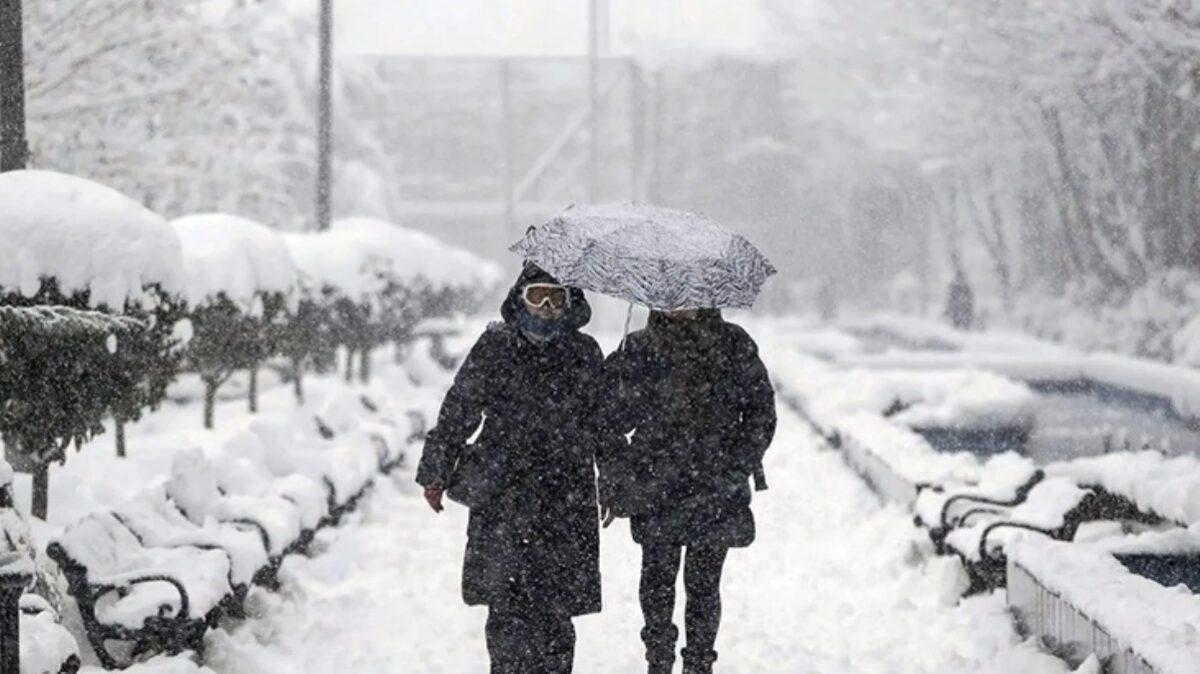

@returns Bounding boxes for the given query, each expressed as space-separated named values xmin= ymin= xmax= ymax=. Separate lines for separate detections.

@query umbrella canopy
xmin=510 ymin=204 xmax=777 ymax=310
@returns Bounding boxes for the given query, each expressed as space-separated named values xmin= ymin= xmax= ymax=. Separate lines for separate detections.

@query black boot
xmin=648 ymin=659 xmax=674 ymax=674
xmin=681 ymin=647 xmax=716 ymax=674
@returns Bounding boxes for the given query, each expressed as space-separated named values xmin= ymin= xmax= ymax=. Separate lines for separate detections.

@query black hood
xmin=500 ymin=262 xmax=591 ymax=331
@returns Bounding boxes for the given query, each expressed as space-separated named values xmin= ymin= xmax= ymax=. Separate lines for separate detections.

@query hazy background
xmin=24 ymin=0 xmax=1200 ymax=358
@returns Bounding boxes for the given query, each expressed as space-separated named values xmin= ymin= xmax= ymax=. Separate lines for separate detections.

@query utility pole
xmin=316 ymin=0 xmax=334 ymax=230
xmin=499 ymin=59 xmax=517 ymax=237
xmin=587 ymin=0 xmax=607 ymax=203
xmin=0 ymin=0 xmax=29 ymax=172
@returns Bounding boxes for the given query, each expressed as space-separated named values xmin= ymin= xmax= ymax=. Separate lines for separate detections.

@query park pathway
xmin=206 ymin=392 xmax=1072 ymax=673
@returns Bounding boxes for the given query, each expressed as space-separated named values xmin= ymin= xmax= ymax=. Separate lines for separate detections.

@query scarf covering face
xmin=514 ymin=307 xmax=564 ymax=342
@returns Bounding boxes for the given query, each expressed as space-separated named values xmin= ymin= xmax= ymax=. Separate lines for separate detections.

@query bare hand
xmin=600 ymin=505 xmax=616 ymax=528
xmin=424 ymin=487 xmax=445 ymax=513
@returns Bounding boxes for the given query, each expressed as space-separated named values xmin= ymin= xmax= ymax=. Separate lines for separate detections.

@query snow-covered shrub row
xmin=1008 ymin=535 xmax=1200 ymax=674
xmin=280 ymin=219 xmax=502 ymax=390
xmin=0 ymin=170 xmax=499 ymax=522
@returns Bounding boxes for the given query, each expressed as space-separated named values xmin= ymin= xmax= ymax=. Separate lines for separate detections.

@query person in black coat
xmin=417 ymin=263 xmax=611 ymax=674
xmin=599 ymin=309 xmax=777 ymax=674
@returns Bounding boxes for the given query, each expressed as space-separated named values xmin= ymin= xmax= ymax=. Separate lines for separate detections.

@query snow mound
xmin=172 ymin=214 xmax=298 ymax=307
xmin=332 ymin=217 xmax=503 ymax=291
xmin=0 ymin=170 xmax=183 ymax=308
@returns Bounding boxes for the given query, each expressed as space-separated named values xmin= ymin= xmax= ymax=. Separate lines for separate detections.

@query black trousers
xmin=486 ymin=606 xmax=576 ymax=674
xmin=639 ymin=544 xmax=729 ymax=670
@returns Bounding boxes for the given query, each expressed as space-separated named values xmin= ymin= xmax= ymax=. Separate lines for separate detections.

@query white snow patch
xmin=171 ymin=213 xmax=298 ymax=307
xmin=0 ymin=170 xmax=183 ymax=308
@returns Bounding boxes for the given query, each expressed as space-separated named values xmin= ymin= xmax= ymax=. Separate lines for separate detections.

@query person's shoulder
xmin=721 ymin=321 xmax=760 ymax=355
xmin=472 ymin=321 xmax=518 ymax=353
xmin=561 ymin=329 xmax=600 ymax=350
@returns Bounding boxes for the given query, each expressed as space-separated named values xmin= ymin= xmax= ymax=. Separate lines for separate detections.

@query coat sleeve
xmin=593 ymin=341 xmax=648 ymax=516
xmin=732 ymin=329 xmax=777 ymax=473
xmin=415 ymin=329 xmax=499 ymax=488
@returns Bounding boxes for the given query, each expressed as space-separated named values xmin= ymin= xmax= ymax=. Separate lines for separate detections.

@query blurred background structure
xmin=8 ymin=0 xmax=1200 ymax=360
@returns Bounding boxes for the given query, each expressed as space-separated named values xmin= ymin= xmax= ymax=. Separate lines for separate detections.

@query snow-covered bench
xmin=915 ymin=451 xmax=1197 ymax=594
xmin=20 ymin=594 xmax=81 ymax=674
xmin=46 ymin=512 xmax=235 ymax=668
xmin=111 ymin=485 xmax=269 ymax=607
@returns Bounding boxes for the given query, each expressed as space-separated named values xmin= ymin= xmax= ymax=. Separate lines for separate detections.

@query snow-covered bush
xmin=173 ymin=214 xmax=297 ymax=428
xmin=0 ymin=171 xmax=184 ymax=517
xmin=284 ymin=230 xmax=392 ymax=387
xmin=332 ymin=218 xmax=501 ymax=348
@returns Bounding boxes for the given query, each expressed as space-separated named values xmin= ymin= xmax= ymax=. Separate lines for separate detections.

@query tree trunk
xmin=248 ymin=367 xmax=258 ymax=414
xmin=31 ymin=463 xmax=47 ymax=520
xmin=203 ymin=378 xmax=218 ymax=430
xmin=291 ymin=360 xmax=305 ymax=404
xmin=344 ymin=349 xmax=355 ymax=383
xmin=0 ymin=0 xmax=29 ymax=172
xmin=359 ymin=348 xmax=371 ymax=384
xmin=115 ymin=419 xmax=126 ymax=458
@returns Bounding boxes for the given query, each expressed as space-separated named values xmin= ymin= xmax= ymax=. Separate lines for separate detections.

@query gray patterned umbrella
xmin=509 ymin=204 xmax=777 ymax=310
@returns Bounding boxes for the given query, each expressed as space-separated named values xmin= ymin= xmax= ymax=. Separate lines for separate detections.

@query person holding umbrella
xmin=416 ymin=262 xmax=611 ymax=674
xmin=511 ymin=204 xmax=779 ymax=674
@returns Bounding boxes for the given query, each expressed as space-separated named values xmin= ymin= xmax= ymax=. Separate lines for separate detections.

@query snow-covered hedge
xmin=332 ymin=217 xmax=503 ymax=317
xmin=0 ymin=171 xmax=187 ymax=518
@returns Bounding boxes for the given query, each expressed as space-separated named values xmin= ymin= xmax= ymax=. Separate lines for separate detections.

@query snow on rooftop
xmin=332 ymin=217 xmax=503 ymax=291
xmin=0 ymin=170 xmax=183 ymax=309
xmin=171 ymin=213 xmax=298 ymax=308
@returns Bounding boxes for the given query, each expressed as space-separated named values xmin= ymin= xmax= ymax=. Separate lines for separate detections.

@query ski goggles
xmin=522 ymin=283 xmax=570 ymax=309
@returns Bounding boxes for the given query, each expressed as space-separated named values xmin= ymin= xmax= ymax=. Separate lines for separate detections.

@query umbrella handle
xmin=618 ymin=302 xmax=634 ymax=398
xmin=620 ymin=302 xmax=634 ymax=351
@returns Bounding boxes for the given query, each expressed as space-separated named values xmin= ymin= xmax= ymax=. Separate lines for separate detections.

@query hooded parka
xmin=416 ymin=265 xmax=608 ymax=616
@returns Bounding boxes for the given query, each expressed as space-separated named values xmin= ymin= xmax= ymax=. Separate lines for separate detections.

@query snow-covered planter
xmin=0 ymin=171 xmax=185 ymax=518
xmin=172 ymin=214 xmax=298 ymax=428
xmin=1008 ymin=534 xmax=1200 ymax=674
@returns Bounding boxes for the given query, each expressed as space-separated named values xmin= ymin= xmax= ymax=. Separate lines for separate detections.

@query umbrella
xmin=509 ymin=203 xmax=777 ymax=311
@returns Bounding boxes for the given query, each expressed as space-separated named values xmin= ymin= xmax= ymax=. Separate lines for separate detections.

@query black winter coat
xmin=416 ymin=268 xmax=607 ymax=616
xmin=599 ymin=311 xmax=776 ymax=549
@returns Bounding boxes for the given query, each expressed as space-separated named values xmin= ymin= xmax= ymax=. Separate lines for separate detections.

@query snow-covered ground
xmin=196 ymin=348 xmax=1071 ymax=674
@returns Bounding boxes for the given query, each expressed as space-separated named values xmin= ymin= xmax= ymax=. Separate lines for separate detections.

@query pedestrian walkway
xmin=207 ymin=404 xmax=1071 ymax=673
